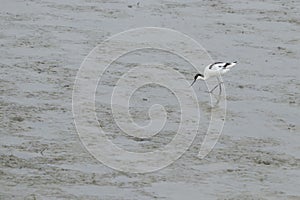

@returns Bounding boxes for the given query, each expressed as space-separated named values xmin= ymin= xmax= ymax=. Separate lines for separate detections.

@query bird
xmin=190 ymin=61 xmax=237 ymax=93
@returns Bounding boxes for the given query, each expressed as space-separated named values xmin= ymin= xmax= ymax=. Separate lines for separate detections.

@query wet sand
xmin=1 ymin=0 xmax=300 ymax=199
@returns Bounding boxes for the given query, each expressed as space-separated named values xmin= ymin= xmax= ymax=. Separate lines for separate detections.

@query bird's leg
xmin=208 ymin=77 xmax=223 ymax=94
xmin=208 ymin=84 xmax=220 ymax=93
xmin=217 ymin=76 xmax=222 ymax=95
xmin=218 ymin=82 xmax=222 ymax=95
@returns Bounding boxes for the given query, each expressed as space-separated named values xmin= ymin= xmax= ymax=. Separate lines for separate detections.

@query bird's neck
xmin=198 ymin=76 xmax=207 ymax=81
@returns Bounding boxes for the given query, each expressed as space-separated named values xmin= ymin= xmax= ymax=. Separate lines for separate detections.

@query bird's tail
xmin=227 ymin=61 xmax=237 ymax=68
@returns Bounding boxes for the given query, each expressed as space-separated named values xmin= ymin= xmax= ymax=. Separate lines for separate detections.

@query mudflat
xmin=1 ymin=0 xmax=299 ymax=199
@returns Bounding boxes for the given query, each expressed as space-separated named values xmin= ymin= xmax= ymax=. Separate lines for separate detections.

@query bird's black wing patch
xmin=209 ymin=62 xmax=223 ymax=69
xmin=223 ymin=63 xmax=231 ymax=68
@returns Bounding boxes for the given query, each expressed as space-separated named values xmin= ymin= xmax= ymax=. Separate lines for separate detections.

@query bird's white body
xmin=199 ymin=61 xmax=237 ymax=80
xmin=191 ymin=61 xmax=237 ymax=93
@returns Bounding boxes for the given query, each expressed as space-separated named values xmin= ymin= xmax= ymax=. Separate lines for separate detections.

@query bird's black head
xmin=191 ymin=73 xmax=204 ymax=86
xmin=194 ymin=73 xmax=204 ymax=80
